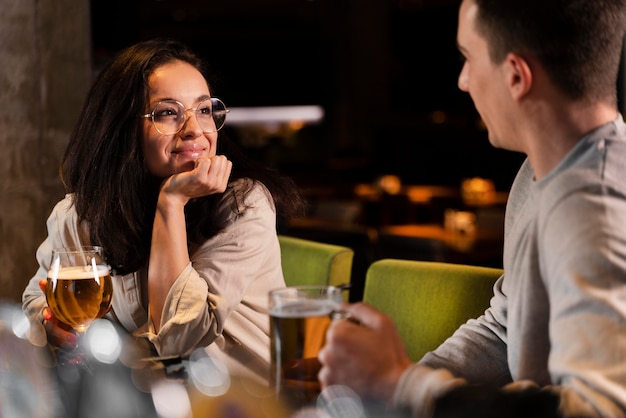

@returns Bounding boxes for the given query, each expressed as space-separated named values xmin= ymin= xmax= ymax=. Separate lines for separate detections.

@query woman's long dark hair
xmin=62 ymin=39 xmax=305 ymax=274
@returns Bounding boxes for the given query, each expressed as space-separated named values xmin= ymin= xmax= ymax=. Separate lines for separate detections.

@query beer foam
xmin=48 ymin=265 xmax=110 ymax=280
xmin=270 ymin=300 xmax=338 ymax=318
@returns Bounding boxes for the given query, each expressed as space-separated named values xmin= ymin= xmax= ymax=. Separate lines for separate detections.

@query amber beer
xmin=269 ymin=286 xmax=343 ymax=410
xmin=46 ymin=265 xmax=113 ymax=332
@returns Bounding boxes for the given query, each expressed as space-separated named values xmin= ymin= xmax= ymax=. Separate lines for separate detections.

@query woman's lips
xmin=175 ymin=149 xmax=203 ymax=159
xmin=173 ymin=144 xmax=205 ymax=159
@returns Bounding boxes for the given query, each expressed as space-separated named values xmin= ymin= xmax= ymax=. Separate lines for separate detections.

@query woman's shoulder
xmin=46 ymin=194 xmax=91 ymax=242
xmin=49 ymin=194 xmax=77 ymax=220
xmin=223 ymin=178 xmax=275 ymax=215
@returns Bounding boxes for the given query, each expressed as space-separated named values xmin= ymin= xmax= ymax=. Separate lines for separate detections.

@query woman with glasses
xmin=22 ymin=38 xmax=305 ymax=382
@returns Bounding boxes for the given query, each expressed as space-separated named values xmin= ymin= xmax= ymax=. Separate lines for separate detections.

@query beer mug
xmin=269 ymin=285 xmax=344 ymax=411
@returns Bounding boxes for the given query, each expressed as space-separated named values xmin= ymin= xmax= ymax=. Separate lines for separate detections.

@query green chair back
xmin=363 ymin=259 xmax=502 ymax=361
xmin=278 ymin=235 xmax=354 ymax=300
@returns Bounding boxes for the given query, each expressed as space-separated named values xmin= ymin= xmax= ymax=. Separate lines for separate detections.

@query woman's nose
xmin=180 ymin=110 xmax=203 ymax=138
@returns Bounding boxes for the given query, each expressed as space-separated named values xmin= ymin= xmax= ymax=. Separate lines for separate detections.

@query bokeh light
xmin=86 ymin=319 xmax=122 ymax=364
xmin=152 ymin=379 xmax=192 ymax=418
xmin=317 ymin=385 xmax=364 ymax=418
xmin=187 ymin=350 xmax=231 ymax=397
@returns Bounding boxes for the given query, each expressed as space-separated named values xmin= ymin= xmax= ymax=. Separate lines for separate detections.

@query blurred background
xmin=2 ymin=0 xmax=625 ymax=303
xmin=90 ymin=0 xmax=524 ymax=188
xmin=86 ymin=0 xmax=523 ymax=300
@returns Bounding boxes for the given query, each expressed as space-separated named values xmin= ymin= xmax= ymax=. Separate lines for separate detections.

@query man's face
xmin=457 ymin=0 xmax=513 ymax=150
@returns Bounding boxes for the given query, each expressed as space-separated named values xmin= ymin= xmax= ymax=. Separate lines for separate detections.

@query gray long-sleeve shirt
xmin=393 ymin=117 xmax=626 ymax=417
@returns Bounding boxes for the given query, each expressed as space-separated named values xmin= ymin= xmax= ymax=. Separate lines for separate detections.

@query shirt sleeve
xmin=22 ymin=196 xmax=91 ymax=347
xmin=391 ymin=277 xmax=512 ymax=416
xmin=538 ymin=185 xmax=626 ymax=417
xmin=418 ymin=275 xmax=511 ymax=385
xmin=391 ymin=363 xmax=468 ymax=417
xmin=390 ymin=162 xmax=525 ymax=415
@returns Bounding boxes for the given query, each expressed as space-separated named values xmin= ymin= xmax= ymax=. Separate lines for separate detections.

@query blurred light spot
xmin=376 ymin=174 xmax=402 ymax=195
xmin=152 ymin=380 xmax=191 ymax=418
xmin=188 ymin=352 xmax=231 ymax=397
xmin=430 ymin=110 xmax=447 ymax=124
xmin=5 ymin=305 xmax=29 ymax=340
xmin=293 ymin=406 xmax=331 ymax=417
xmin=0 ymin=324 xmax=59 ymax=418
xmin=227 ymin=105 xmax=323 ymax=125
xmin=317 ymin=385 xmax=364 ymax=418
xmin=86 ymin=320 xmax=122 ymax=364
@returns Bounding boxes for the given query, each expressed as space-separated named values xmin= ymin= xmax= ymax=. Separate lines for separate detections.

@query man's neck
xmin=524 ymin=100 xmax=618 ymax=180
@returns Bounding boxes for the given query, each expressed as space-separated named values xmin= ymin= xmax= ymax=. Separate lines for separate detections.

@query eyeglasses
xmin=142 ymin=97 xmax=229 ymax=135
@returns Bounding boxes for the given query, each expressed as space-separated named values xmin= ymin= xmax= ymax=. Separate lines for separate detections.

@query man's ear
xmin=505 ymin=52 xmax=532 ymax=100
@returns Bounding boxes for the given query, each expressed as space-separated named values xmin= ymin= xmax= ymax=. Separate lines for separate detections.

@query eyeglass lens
xmin=151 ymin=98 xmax=227 ymax=134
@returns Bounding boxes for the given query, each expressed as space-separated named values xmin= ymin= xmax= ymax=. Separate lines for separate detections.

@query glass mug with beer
xmin=269 ymin=285 xmax=344 ymax=411
xmin=45 ymin=246 xmax=113 ymax=337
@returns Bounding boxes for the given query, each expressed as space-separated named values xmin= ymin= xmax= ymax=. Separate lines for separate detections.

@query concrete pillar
xmin=0 ymin=0 xmax=91 ymax=303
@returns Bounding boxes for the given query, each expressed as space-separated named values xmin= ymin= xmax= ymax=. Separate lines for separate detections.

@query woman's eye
xmin=198 ymin=106 xmax=212 ymax=115
xmin=155 ymin=108 xmax=179 ymax=119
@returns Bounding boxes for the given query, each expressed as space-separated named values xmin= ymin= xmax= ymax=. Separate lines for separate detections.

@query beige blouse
xmin=22 ymin=178 xmax=285 ymax=382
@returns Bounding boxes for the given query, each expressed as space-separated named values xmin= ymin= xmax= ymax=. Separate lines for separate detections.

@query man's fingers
xmin=340 ymin=302 xmax=390 ymax=330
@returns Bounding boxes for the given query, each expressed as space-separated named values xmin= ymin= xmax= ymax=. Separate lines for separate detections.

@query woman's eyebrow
xmin=147 ymin=95 xmax=212 ymax=107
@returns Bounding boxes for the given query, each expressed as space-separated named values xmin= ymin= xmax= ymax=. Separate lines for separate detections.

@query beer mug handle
xmin=329 ymin=310 xmax=359 ymax=325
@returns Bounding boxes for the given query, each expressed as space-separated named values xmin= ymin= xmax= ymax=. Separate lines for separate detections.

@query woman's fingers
xmin=195 ymin=155 xmax=232 ymax=192
xmin=43 ymin=315 xmax=77 ymax=349
xmin=37 ymin=286 xmax=78 ymax=349
xmin=164 ymin=155 xmax=232 ymax=199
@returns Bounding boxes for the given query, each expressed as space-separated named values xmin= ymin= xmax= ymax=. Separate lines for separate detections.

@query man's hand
xmin=318 ymin=302 xmax=413 ymax=403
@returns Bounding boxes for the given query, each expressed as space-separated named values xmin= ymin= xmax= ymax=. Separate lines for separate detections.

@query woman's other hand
xmin=38 ymin=280 xmax=77 ymax=349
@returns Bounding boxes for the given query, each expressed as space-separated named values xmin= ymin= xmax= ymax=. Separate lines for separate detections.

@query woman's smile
xmin=172 ymin=143 xmax=206 ymax=160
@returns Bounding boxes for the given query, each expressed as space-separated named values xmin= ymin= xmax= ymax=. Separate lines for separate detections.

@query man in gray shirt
xmin=318 ymin=0 xmax=626 ymax=417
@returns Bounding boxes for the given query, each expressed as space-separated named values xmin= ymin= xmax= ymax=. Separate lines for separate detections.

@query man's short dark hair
xmin=473 ymin=0 xmax=626 ymax=102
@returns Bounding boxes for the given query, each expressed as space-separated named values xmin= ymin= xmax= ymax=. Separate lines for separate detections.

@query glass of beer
xmin=45 ymin=246 xmax=113 ymax=334
xmin=269 ymin=285 xmax=343 ymax=411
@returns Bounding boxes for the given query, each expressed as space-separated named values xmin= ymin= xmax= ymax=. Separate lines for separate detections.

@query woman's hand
xmin=161 ymin=155 xmax=233 ymax=205
xmin=38 ymin=280 xmax=77 ymax=349
xmin=318 ymin=302 xmax=413 ymax=404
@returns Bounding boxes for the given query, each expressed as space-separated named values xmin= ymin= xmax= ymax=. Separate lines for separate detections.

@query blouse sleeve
xmin=22 ymin=195 xmax=91 ymax=346
xmin=139 ymin=179 xmax=284 ymax=357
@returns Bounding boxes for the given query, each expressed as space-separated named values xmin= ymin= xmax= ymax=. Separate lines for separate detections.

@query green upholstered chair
xmin=363 ymin=259 xmax=503 ymax=361
xmin=278 ymin=235 xmax=354 ymax=301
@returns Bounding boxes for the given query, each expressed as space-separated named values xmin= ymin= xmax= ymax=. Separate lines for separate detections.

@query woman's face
xmin=142 ymin=60 xmax=218 ymax=178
